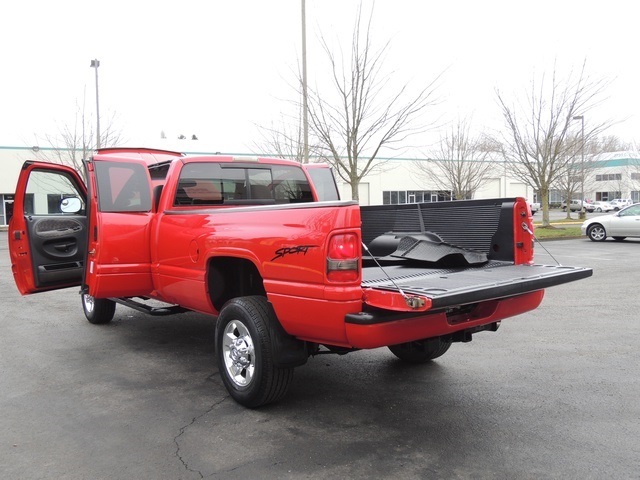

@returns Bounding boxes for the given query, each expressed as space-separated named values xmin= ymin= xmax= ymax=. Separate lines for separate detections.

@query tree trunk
xmin=350 ymin=181 xmax=359 ymax=201
xmin=540 ymin=187 xmax=550 ymax=227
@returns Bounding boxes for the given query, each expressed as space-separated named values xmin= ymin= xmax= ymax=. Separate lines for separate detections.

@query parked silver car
xmin=561 ymin=199 xmax=595 ymax=212
xmin=581 ymin=204 xmax=640 ymax=241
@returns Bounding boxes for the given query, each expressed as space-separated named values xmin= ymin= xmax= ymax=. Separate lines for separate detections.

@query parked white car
xmin=609 ymin=199 xmax=633 ymax=211
xmin=591 ymin=201 xmax=614 ymax=213
xmin=528 ymin=201 xmax=540 ymax=214
xmin=582 ymin=203 xmax=640 ymax=241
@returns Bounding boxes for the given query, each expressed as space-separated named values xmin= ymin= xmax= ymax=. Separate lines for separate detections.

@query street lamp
xmin=572 ymin=115 xmax=585 ymax=219
xmin=301 ymin=0 xmax=309 ymax=163
xmin=90 ymin=59 xmax=101 ymax=149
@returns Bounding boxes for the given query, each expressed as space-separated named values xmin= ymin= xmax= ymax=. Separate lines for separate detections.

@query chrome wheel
xmin=215 ymin=296 xmax=295 ymax=407
xmin=81 ymin=294 xmax=116 ymax=324
xmin=83 ymin=294 xmax=95 ymax=314
xmin=222 ymin=319 xmax=255 ymax=387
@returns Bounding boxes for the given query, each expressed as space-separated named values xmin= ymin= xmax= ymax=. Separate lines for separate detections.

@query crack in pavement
xmin=173 ymin=394 xmax=228 ymax=478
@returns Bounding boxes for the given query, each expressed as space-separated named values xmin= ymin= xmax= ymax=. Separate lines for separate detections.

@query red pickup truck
xmin=8 ymin=148 xmax=591 ymax=407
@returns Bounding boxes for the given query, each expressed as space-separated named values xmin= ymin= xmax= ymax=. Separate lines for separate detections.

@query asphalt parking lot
xmin=1 ymin=230 xmax=639 ymax=479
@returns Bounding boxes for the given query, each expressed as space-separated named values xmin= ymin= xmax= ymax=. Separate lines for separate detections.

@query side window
xmin=248 ymin=169 xmax=273 ymax=200
xmin=94 ymin=161 xmax=152 ymax=212
xmin=271 ymin=166 xmax=314 ymax=203
xmin=175 ymin=163 xmax=226 ymax=206
xmin=173 ymin=163 xmax=314 ymax=205
xmin=24 ymin=170 xmax=86 ymax=215
xmin=620 ymin=205 xmax=640 ymax=217
xmin=305 ymin=167 xmax=340 ymax=201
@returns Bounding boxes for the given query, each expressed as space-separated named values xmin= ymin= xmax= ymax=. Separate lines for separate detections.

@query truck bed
xmin=359 ymin=199 xmax=592 ymax=309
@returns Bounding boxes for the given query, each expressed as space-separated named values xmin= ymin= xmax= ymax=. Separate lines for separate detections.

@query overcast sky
xmin=2 ymin=0 xmax=639 ymax=155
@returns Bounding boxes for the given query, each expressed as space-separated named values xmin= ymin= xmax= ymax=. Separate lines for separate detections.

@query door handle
xmin=53 ymin=242 xmax=75 ymax=252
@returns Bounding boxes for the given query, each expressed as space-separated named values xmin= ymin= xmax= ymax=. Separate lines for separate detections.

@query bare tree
xmin=496 ymin=61 xmax=610 ymax=227
xmin=589 ymin=135 xmax=632 ymax=154
xmin=305 ymin=4 xmax=440 ymax=200
xmin=414 ymin=118 xmax=496 ymax=200
xmin=34 ymin=102 xmax=122 ymax=180
xmin=552 ymin=141 xmax=582 ymax=219
xmin=554 ymin=133 xmax=632 ymax=218
xmin=252 ymin=113 xmax=325 ymax=163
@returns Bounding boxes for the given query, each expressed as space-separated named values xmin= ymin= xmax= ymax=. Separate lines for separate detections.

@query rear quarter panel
xmin=154 ymin=202 xmax=364 ymax=344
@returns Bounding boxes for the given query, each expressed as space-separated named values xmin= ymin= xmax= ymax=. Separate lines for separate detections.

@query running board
xmin=111 ymin=297 xmax=189 ymax=316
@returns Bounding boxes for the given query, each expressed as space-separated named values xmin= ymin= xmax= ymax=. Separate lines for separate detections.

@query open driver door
xmin=9 ymin=161 xmax=88 ymax=294
xmin=9 ymin=155 xmax=158 ymax=300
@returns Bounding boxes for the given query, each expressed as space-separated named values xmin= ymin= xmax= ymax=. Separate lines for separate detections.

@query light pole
xmin=301 ymin=0 xmax=309 ymax=163
xmin=90 ymin=59 xmax=101 ymax=149
xmin=573 ymin=115 xmax=585 ymax=219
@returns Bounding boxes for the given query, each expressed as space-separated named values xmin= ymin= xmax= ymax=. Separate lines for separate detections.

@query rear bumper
xmin=344 ymin=291 xmax=545 ymax=349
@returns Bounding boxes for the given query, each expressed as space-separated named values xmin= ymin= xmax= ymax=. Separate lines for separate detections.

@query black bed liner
xmin=358 ymin=199 xmax=593 ymax=309
xmin=361 ymin=261 xmax=592 ymax=309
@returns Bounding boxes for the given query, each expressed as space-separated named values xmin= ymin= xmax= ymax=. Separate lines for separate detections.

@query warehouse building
xmin=1 ymin=144 xmax=637 ymax=228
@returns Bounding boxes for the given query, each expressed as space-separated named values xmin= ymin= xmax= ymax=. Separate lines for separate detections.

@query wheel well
xmin=208 ymin=257 xmax=266 ymax=311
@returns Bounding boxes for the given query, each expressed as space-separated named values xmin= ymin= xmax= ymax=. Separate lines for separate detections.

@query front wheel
xmin=388 ymin=337 xmax=452 ymax=363
xmin=82 ymin=294 xmax=116 ymax=324
xmin=215 ymin=296 xmax=294 ymax=408
xmin=587 ymin=224 xmax=607 ymax=242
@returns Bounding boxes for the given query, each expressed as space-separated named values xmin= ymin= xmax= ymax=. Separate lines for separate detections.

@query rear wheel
xmin=82 ymin=294 xmax=116 ymax=324
xmin=215 ymin=296 xmax=294 ymax=408
xmin=388 ymin=337 xmax=452 ymax=363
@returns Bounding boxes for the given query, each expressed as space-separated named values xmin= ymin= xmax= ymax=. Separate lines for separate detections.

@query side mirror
xmin=60 ymin=196 xmax=82 ymax=214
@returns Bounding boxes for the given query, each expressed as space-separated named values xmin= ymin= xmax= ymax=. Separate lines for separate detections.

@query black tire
xmin=215 ymin=296 xmax=294 ymax=408
xmin=613 ymin=236 xmax=626 ymax=241
xmin=388 ymin=336 xmax=452 ymax=364
xmin=82 ymin=294 xmax=116 ymax=324
xmin=596 ymin=207 xmax=602 ymax=212
xmin=587 ymin=224 xmax=607 ymax=242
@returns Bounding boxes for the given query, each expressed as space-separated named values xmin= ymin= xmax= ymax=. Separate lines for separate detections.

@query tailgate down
xmin=361 ymin=261 xmax=592 ymax=310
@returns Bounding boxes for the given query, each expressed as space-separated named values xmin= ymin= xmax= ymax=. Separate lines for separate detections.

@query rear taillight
xmin=327 ymin=233 xmax=360 ymax=282
xmin=515 ymin=198 xmax=535 ymax=265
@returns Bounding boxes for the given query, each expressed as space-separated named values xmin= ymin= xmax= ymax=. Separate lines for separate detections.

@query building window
xmin=596 ymin=173 xmax=622 ymax=181
xmin=595 ymin=191 xmax=621 ymax=202
xmin=0 ymin=194 xmax=10 ymax=226
xmin=382 ymin=190 xmax=452 ymax=205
